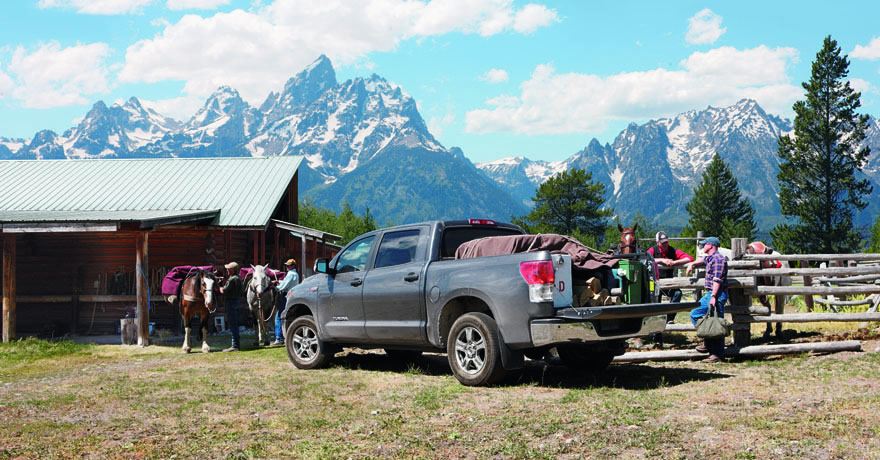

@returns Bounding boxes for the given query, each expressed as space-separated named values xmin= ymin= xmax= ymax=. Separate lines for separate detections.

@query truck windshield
xmin=441 ymin=227 xmax=522 ymax=258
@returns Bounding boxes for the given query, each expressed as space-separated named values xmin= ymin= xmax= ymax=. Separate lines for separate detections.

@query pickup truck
xmin=282 ymin=219 xmax=695 ymax=386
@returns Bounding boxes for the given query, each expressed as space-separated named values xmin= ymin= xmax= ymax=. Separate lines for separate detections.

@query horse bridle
xmin=619 ymin=229 xmax=638 ymax=252
xmin=249 ymin=272 xmax=278 ymax=323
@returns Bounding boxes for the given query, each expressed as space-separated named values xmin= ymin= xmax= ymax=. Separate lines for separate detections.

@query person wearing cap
xmin=271 ymin=258 xmax=299 ymax=346
xmin=220 ymin=261 xmax=243 ymax=352
xmin=685 ymin=236 xmax=728 ymax=363
xmin=646 ymin=231 xmax=694 ymax=323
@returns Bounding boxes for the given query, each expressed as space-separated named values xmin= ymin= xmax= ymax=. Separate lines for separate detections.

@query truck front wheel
xmin=286 ymin=315 xmax=334 ymax=369
xmin=447 ymin=313 xmax=506 ymax=386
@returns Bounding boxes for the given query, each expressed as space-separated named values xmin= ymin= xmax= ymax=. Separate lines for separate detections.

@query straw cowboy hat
xmin=224 ymin=261 xmax=240 ymax=271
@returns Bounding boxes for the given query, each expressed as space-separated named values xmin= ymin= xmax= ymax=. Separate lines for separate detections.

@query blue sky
xmin=2 ymin=0 xmax=880 ymax=163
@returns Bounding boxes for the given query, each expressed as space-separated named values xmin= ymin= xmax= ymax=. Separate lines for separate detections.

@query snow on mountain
xmin=476 ymin=156 xmax=566 ymax=207
xmin=484 ymin=98 xmax=880 ymax=230
xmin=0 ymin=137 xmax=26 ymax=157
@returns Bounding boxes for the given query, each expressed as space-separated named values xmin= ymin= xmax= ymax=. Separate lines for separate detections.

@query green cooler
xmin=615 ymin=259 xmax=643 ymax=304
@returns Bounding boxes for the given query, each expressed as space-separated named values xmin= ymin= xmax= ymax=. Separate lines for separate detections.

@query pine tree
xmin=868 ymin=215 xmax=880 ymax=253
xmin=771 ymin=36 xmax=872 ymax=254
xmin=513 ymin=168 xmax=613 ymax=245
xmin=299 ymin=201 xmax=378 ymax=245
xmin=683 ymin=154 xmax=757 ymax=245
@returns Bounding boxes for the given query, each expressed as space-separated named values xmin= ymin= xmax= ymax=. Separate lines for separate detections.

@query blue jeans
xmin=226 ymin=299 xmax=240 ymax=348
xmin=274 ymin=293 xmax=287 ymax=342
xmin=690 ymin=291 xmax=728 ymax=357
xmin=661 ymin=289 xmax=682 ymax=322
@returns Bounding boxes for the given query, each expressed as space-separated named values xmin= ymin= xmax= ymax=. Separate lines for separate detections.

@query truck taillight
xmin=468 ymin=219 xmax=496 ymax=225
xmin=520 ymin=260 xmax=554 ymax=302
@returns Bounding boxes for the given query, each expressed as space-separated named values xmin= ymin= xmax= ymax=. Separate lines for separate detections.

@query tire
xmin=447 ymin=313 xmax=506 ymax=386
xmin=285 ymin=315 xmax=333 ymax=369
xmin=555 ymin=344 xmax=615 ymax=373
xmin=383 ymin=349 xmax=423 ymax=363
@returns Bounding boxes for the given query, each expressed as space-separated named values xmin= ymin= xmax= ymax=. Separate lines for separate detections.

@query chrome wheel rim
xmin=454 ymin=326 xmax=486 ymax=375
xmin=293 ymin=325 xmax=319 ymax=362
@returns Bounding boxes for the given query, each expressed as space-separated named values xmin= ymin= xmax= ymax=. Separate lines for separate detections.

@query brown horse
xmin=617 ymin=223 xmax=639 ymax=254
xmin=178 ymin=269 xmax=219 ymax=353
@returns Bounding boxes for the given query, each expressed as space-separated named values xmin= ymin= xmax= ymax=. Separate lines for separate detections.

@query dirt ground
xmin=2 ymin=326 xmax=880 ymax=459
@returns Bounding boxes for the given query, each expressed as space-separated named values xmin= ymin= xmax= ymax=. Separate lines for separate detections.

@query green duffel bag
xmin=695 ymin=304 xmax=731 ymax=338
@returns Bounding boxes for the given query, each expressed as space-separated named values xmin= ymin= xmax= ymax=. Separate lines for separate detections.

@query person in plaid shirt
xmin=685 ymin=236 xmax=728 ymax=362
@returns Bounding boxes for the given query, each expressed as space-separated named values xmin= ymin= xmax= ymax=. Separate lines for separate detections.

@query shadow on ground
xmin=329 ymin=351 xmax=729 ymax=390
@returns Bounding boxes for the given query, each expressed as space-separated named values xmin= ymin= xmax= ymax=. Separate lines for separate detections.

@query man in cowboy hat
xmin=686 ymin=237 xmax=729 ymax=363
xmin=271 ymin=258 xmax=299 ymax=346
xmin=220 ymin=261 xmax=243 ymax=352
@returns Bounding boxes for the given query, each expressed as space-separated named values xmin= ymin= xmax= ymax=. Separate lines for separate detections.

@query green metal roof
xmin=0 ymin=156 xmax=302 ymax=228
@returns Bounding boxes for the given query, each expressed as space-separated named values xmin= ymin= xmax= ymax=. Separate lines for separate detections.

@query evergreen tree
xmin=513 ymin=168 xmax=613 ymax=246
xmin=772 ymin=36 xmax=872 ymax=254
xmin=683 ymin=154 xmax=757 ymax=245
xmin=299 ymin=201 xmax=378 ymax=246
xmin=868 ymin=215 xmax=880 ymax=253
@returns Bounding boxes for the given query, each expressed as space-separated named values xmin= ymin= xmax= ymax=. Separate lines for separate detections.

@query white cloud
xmin=851 ymin=37 xmax=880 ymax=60
xmin=480 ymin=68 xmax=509 ymax=83
xmin=512 ymin=4 xmax=559 ymax=34
xmin=7 ymin=41 xmax=113 ymax=109
xmin=166 ymin=0 xmax=230 ymax=10
xmin=140 ymin=94 xmax=202 ymax=122
xmin=849 ymin=78 xmax=874 ymax=95
xmin=686 ymin=8 xmax=725 ymax=45
xmin=465 ymin=45 xmax=801 ymax=135
xmin=38 ymin=0 xmax=155 ymax=15
xmin=427 ymin=112 xmax=455 ymax=139
xmin=118 ymin=0 xmax=559 ymax=105
xmin=0 ymin=65 xmax=14 ymax=98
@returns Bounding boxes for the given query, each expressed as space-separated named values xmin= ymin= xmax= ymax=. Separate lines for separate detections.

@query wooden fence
xmin=656 ymin=238 xmax=880 ymax=348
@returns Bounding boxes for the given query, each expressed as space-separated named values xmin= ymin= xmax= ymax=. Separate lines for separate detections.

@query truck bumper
xmin=528 ymin=301 xmax=698 ymax=347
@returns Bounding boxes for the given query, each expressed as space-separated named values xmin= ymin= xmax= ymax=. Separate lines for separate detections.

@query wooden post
xmin=2 ymin=234 xmax=16 ymax=342
xmin=300 ymin=234 xmax=307 ymax=280
xmin=136 ymin=232 xmax=150 ymax=346
xmin=730 ymin=238 xmax=750 ymax=347
xmin=273 ymin=227 xmax=280 ymax=268
xmin=802 ymin=260 xmax=814 ymax=312
xmin=259 ymin=230 xmax=266 ymax=266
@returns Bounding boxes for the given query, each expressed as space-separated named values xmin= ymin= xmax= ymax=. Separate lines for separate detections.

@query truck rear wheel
xmin=556 ymin=344 xmax=615 ymax=373
xmin=447 ymin=313 xmax=506 ymax=386
xmin=286 ymin=315 xmax=333 ymax=369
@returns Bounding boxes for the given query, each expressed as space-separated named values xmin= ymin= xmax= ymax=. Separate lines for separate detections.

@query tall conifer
xmin=513 ymin=168 xmax=613 ymax=245
xmin=683 ymin=154 xmax=757 ymax=244
xmin=771 ymin=36 xmax=872 ymax=253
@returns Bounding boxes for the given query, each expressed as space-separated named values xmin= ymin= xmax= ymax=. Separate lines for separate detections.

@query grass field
xmin=1 ymin=327 xmax=879 ymax=459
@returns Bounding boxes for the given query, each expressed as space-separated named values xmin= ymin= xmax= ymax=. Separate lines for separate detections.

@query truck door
xmin=321 ymin=235 xmax=375 ymax=340
xmin=362 ymin=228 xmax=427 ymax=343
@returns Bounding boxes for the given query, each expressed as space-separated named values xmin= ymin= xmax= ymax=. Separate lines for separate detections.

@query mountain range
xmin=2 ymin=55 xmax=879 ymax=232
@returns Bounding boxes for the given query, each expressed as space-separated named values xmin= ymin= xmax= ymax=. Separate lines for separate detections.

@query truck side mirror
xmin=314 ymin=258 xmax=335 ymax=276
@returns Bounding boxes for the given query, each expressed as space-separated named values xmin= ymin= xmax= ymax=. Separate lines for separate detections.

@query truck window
xmin=441 ymin=227 xmax=523 ymax=258
xmin=335 ymin=236 xmax=375 ymax=273
xmin=375 ymin=229 xmax=420 ymax=268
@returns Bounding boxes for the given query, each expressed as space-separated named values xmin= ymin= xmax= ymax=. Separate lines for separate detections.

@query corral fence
xmin=625 ymin=235 xmax=880 ymax=360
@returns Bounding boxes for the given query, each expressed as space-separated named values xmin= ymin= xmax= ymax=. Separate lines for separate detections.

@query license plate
xmin=600 ymin=319 xmax=620 ymax=331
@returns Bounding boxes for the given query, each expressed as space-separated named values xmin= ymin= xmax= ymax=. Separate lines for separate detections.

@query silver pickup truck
xmin=282 ymin=220 xmax=694 ymax=386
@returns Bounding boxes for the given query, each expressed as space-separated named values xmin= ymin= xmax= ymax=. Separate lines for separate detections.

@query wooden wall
xmin=0 ymin=226 xmax=338 ymax=337
xmin=0 ymin=228 xmax=243 ymax=336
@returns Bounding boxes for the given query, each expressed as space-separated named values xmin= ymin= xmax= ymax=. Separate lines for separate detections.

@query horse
xmin=246 ymin=265 xmax=277 ymax=347
xmin=178 ymin=269 xmax=219 ymax=353
xmin=747 ymin=241 xmax=791 ymax=338
xmin=617 ymin=223 xmax=639 ymax=254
